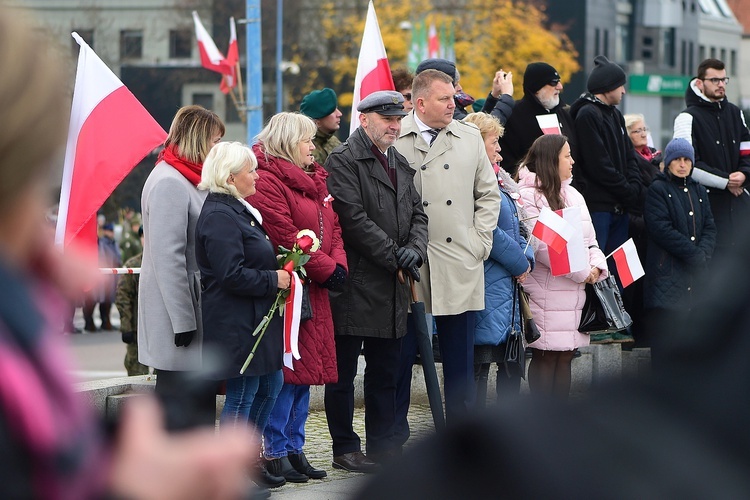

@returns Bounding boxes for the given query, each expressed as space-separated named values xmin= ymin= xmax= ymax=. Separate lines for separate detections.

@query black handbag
xmin=503 ymin=286 xmax=526 ymax=379
xmin=518 ymin=284 xmax=541 ymax=344
xmin=578 ymin=275 xmax=632 ymax=334
xmin=300 ymin=280 xmax=313 ymax=322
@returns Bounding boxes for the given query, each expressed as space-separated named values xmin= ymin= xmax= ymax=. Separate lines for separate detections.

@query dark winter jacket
xmin=196 ymin=193 xmax=282 ymax=379
xmin=480 ymin=93 xmax=515 ymax=126
xmin=570 ymin=93 xmax=641 ymax=212
xmin=673 ymin=78 xmax=750 ymax=251
xmin=325 ymin=127 xmax=428 ymax=339
xmin=250 ymin=145 xmax=347 ymax=385
xmin=498 ymin=93 xmax=577 ymax=176
xmin=644 ymin=171 xmax=716 ymax=310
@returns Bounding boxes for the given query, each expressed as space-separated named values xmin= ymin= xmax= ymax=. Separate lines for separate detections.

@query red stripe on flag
xmin=532 ymin=223 xmax=568 ymax=254
xmin=548 ymin=241 xmax=572 ymax=276
xmin=360 ymin=58 xmax=394 ymax=99
xmin=612 ymin=247 xmax=635 ymax=288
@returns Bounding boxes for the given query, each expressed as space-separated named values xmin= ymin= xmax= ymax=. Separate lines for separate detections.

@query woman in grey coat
xmin=138 ymin=105 xmax=225 ymax=430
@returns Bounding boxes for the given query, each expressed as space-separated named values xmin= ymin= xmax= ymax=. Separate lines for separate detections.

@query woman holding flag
xmin=251 ymin=112 xmax=347 ymax=482
xmin=518 ymin=134 xmax=608 ymax=399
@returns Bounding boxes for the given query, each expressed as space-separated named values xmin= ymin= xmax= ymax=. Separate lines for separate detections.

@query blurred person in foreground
xmin=195 ymin=142 xmax=290 ymax=491
xmin=463 ymin=112 xmax=534 ymax=408
xmin=251 ymin=112 xmax=347 ymax=483
xmin=139 ymin=105 xmax=224 ymax=431
xmin=0 ymin=7 xmax=254 ymax=499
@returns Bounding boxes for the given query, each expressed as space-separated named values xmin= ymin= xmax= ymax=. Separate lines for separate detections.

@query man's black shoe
xmin=332 ymin=451 xmax=379 ymax=473
xmin=255 ymin=460 xmax=286 ymax=488
xmin=266 ymin=456 xmax=309 ymax=483
xmin=289 ymin=452 xmax=327 ymax=479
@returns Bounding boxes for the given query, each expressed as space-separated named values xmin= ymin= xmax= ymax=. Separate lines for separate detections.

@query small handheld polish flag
xmin=531 ymin=207 xmax=576 ymax=254
xmin=610 ymin=238 xmax=645 ymax=288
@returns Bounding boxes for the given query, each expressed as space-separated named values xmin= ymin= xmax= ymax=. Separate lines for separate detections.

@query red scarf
xmin=637 ymin=146 xmax=654 ymax=162
xmin=159 ymin=144 xmax=202 ymax=186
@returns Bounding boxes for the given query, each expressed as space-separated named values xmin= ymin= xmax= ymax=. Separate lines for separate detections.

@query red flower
xmin=296 ymin=235 xmax=314 ymax=253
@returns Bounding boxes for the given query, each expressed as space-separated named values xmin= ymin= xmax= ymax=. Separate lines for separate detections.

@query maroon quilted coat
xmin=249 ymin=143 xmax=347 ymax=385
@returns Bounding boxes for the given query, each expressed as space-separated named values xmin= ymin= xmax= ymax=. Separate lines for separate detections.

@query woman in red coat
xmin=251 ymin=112 xmax=348 ymax=482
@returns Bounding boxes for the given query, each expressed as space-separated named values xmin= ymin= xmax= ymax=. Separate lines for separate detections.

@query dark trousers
xmin=591 ymin=211 xmax=629 ymax=285
xmin=324 ymin=335 xmax=402 ymax=457
xmin=395 ymin=311 xmax=475 ymax=445
xmin=154 ymin=369 xmax=217 ymax=431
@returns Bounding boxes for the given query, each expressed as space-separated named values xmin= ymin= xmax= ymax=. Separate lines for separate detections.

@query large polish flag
xmin=220 ymin=16 xmax=239 ymax=94
xmin=193 ymin=11 xmax=231 ymax=75
xmin=548 ymin=207 xmax=588 ymax=276
xmin=349 ymin=1 xmax=395 ymax=135
xmin=427 ymin=23 xmax=440 ymax=58
xmin=531 ymin=207 xmax=576 ymax=255
xmin=611 ymin=238 xmax=645 ymax=288
xmin=55 ymin=33 xmax=167 ymax=254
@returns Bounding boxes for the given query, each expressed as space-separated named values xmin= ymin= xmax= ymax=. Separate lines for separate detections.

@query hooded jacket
xmin=673 ymin=79 xmax=750 ymax=251
xmin=570 ymin=93 xmax=641 ymax=213
xmin=499 ymin=92 xmax=577 ymax=176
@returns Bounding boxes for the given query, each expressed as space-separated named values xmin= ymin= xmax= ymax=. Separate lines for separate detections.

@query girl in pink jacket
xmin=517 ymin=134 xmax=608 ymax=399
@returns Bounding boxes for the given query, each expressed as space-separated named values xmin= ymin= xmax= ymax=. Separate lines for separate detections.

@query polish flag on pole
xmin=349 ymin=1 xmax=395 ymax=135
xmin=531 ymin=207 xmax=576 ymax=254
xmin=192 ymin=11 xmax=231 ymax=75
xmin=427 ymin=23 xmax=440 ymax=58
xmin=55 ymin=33 xmax=167 ymax=254
xmin=548 ymin=207 xmax=588 ymax=276
xmin=610 ymin=238 xmax=645 ymax=288
xmin=220 ymin=16 xmax=239 ymax=94
xmin=536 ymin=114 xmax=562 ymax=135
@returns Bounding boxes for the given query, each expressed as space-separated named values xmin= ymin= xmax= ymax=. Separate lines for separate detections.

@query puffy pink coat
xmin=517 ymin=168 xmax=608 ymax=351
xmin=250 ymin=144 xmax=348 ymax=385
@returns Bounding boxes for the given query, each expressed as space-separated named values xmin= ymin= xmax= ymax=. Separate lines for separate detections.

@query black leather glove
xmin=321 ymin=264 xmax=347 ymax=291
xmin=395 ymin=247 xmax=422 ymax=269
xmin=121 ymin=331 xmax=135 ymax=344
xmin=407 ymin=265 xmax=421 ymax=282
xmin=175 ymin=330 xmax=196 ymax=347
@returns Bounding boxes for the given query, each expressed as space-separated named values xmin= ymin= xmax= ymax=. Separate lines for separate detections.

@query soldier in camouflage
xmin=115 ymin=226 xmax=149 ymax=376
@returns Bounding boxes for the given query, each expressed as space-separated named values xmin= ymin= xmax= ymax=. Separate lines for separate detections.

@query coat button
xmin=690 ymin=236 xmax=696 ymax=241
xmin=420 ymin=165 xmax=427 ymax=170
xmin=443 ymin=164 xmax=450 ymax=169
xmin=446 ymin=200 xmax=452 ymax=205
xmin=446 ymin=237 xmax=452 ymax=242
xmin=387 ymin=256 xmax=393 ymax=262
xmin=683 ymin=187 xmax=688 ymax=192
xmin=251 ymin=221 xmax=256 ymax=226
xmin=689 ymin=211 xmax=694 ymax=216
xmin=423 ymin=201 xmax=429 ymax=207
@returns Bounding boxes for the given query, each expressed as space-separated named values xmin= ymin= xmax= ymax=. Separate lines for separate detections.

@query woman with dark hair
xmin=139 ymin=105 xmax=225 ymax=430
xmin=517 ymin=134 xmax=608 ymax=399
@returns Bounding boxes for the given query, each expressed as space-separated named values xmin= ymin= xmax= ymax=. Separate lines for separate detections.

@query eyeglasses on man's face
xmin=702 ymin=77 xmax=729 ymax=85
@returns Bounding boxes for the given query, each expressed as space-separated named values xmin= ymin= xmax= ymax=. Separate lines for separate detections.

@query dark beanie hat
xmin=416 ymin=58 xmax=457 ymax=84
xmin=663 ymin=138 xmax=695 ymax=167
xmin=300 ymin=88 xmax=338 ymax=119
xmin=523 ymin=62 xmax=560 ymax=95
xmin=587 ymin=55 xmax=626 ymax=94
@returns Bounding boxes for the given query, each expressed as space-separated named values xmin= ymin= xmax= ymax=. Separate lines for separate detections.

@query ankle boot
xmin=255 ymin=459 xmax=285 ymax=488
xmin=288 ymin=451 xmax=327 ymax=479
xmin=266 ymin=456 xmax=309 ymax=483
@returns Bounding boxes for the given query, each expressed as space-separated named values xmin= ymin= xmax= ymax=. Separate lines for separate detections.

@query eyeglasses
xmin=401 ymin=93 xmax=412 ymax=101
xmin=548 ymin=79 xmax=561 ymax=86
xmin=630 ymin=127 xmax=649 ymax=135
xmin=702 ymin=77 xmax=729 ymax=85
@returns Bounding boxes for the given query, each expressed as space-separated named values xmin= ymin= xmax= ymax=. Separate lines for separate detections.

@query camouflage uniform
xmin=312 ymin=129 xmax=341 ymax=165
xmin=115 ymin=253 xmax=149 ymax=376
xmin=120 ymin=226 xmax=143 ymax=263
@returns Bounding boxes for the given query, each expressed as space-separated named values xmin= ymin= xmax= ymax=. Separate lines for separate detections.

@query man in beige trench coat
xmin=394 ymin=69 xmax=501 ymax=441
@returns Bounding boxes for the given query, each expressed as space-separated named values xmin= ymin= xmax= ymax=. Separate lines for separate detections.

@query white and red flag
xmin=427 ymin=23 xmax=440 ymax=58
xmin=536 ymin=114 xmax=562 ymax=135
xmin=740 ymin=141 xmax=750 ymax=156
xmin=56 ymin=33 xmax=167 ymax=255
xmin=192 ymin=11 xmax=231 ymax=75
xmin=547 ymin=207 xmax=588 ymax=276
xmin=220 ymin=16 xmax=239 ymax=94
xmin=610 ymin=238 xmax=645 ymax=288
xmin=350 ymin=1 xmax=395 ymax=135
xmin=531 ymin=207 xmax=576 ymax=255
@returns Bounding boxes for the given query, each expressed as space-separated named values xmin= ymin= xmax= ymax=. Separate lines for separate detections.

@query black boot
xmin=266 ymin=456 xmax=309 ymax=483
xmin=288 ymin=452 xmax=327 ymax=479
xmin=255 ymin=460 xmax=285 ymax=488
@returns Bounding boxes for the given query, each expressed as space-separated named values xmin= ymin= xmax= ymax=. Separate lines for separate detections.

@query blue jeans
xmin=221 ymin=370 xmax=283 ymax=433
xmin=263 ymin=383 xmax=310 ymax=458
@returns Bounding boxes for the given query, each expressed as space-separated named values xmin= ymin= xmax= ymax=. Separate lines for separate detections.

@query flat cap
xmin=416 ymin=58 xmax=457 ymax=83
xmin=357 ymin=91 xmax=408 ymax=116
xmin=300 ymin=88 xmax=338 ymax=119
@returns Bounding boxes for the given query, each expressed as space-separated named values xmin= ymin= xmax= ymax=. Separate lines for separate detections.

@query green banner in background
xmin=629 ymin=74 xmax=692 ymax=97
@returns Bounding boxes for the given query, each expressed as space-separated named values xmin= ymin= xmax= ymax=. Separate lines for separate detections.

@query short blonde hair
xmin=463 ymin=112 xmax=505 ymax=140
xmin=255 ymin=112 xmax=317 ymax=167
xmin=198 ymin=142 xmax=257 ymax=198
xmin=164 ymin=105 xmax=226 ymax=164
xmin=624 ymin=113 xmax=645 ymax=132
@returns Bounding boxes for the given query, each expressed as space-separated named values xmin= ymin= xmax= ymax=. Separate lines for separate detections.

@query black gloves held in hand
xmin=121 ymin=331 xmax=135 ymax=344
xmin=175 ymin=330 xmax=196 ymax=347
xmin=322 ymin=264 xmax=347 ymax=291
xmin=407 ymin=265 xmax=421 ymax=282
xmin=396 ymin=247 xmax=422 ymax=269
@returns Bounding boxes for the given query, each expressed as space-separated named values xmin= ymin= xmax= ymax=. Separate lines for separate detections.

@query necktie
xmin=427 ymin=128 xmax=441 ymax=146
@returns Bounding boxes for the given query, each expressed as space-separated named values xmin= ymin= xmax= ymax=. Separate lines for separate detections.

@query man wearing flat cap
xmin=324 ymin=90 xmax=428 ymax=472
xmin=301 ymin=87 xmax=343 ymax=164
xmin=570 ymin=55 xmax=641 ymax=343
xmin=499 ymin=62 xmax=578 ymax=176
